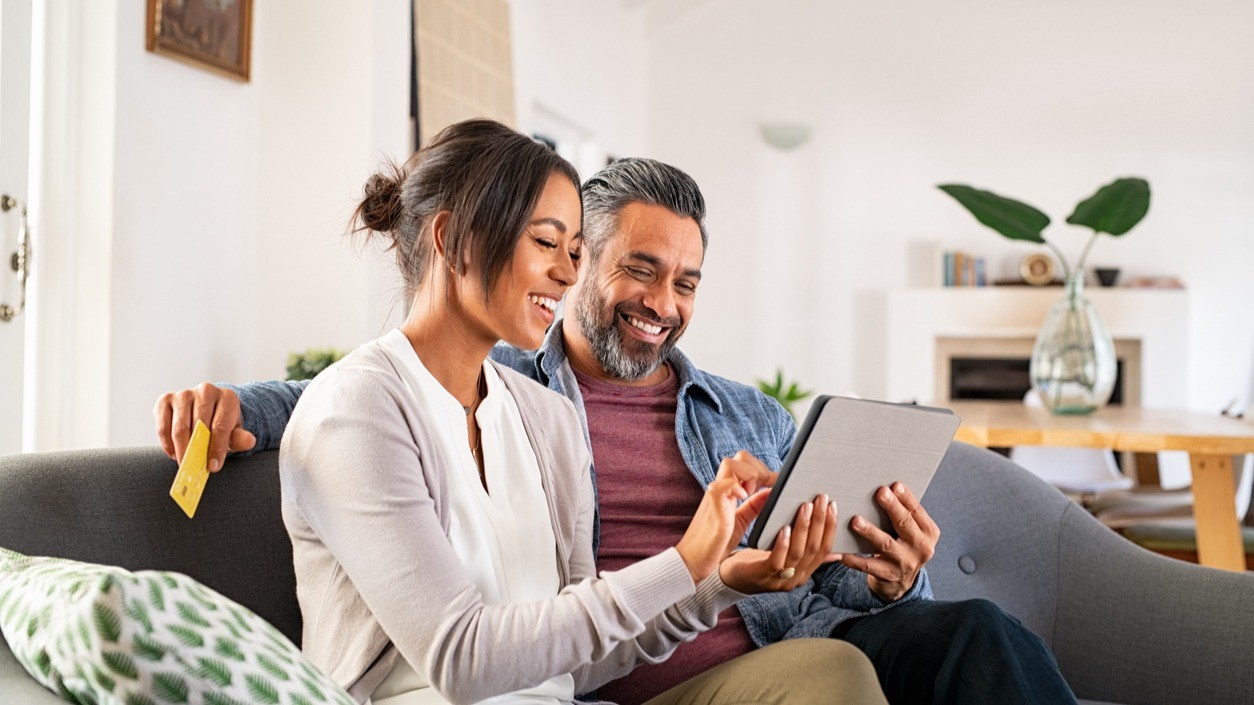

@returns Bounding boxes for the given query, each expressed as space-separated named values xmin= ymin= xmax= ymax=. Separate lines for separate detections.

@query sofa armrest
xmin=1053 ymin=502 xmax=1254 ymax=704
xmin=0 ymin=636 xmax=66 ymax=705
xmin=924 ymin=442 xmax=1254 ymax=705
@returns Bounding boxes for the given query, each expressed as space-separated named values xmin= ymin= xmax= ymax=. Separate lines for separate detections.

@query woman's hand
xmin=674 ymin=451 xmax=776 ymax=583
xmin=718 ymin=494 xmax=841 ymax=594
xmin=839 ymin=482 xmax=939 ymax=603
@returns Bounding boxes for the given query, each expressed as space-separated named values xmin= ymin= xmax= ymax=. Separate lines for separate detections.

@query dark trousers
xmin=830 ymin=599 xmax=1077 ymax=705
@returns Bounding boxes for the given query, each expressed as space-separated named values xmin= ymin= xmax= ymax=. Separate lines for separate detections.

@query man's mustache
xmin=615 ymin=303 xmax=681 ymax=330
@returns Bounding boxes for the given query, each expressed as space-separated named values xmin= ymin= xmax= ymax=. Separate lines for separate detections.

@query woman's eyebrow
xmin=528 ymin=217 xmax=567 ymax=234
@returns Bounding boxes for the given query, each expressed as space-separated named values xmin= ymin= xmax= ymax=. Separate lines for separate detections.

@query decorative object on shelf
xmin=937 ymin=177 xmax=1151 ymax=414
xmin=1019 ymin=252 xmax=1057 ymax=286
xmin=1094 ymin=267 xmax=1121 ymax=287
xmin=757 ymin=369 xmax=812 ymax=420
xmin=286 ymin=347 xmax=346 ymax=381
xmin=146 ymin=0 xmax=253 ymax=81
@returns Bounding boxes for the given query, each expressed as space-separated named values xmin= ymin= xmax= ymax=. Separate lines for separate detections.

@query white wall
xmin=96 ymin=0 xmax=411 ymax=447
xmin=510 ymin=0 xmax=650 ymax=175
xmin=35 ymin=0 xmax=643 ymax=450
xmin=32 ymin=0 xmax=1254 ymax=450
xmin=645 ymin=0 xmax=1254 ymax=412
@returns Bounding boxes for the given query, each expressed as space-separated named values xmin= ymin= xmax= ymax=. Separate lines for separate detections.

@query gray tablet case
xmin=748 ymin=396 xmax=960 ymax=555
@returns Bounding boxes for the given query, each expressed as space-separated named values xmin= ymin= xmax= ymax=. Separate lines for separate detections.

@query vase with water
xmin=1029 ymin=272 xmax=1116 ymax=414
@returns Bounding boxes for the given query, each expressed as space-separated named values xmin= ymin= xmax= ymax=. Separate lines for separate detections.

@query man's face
xmin=570 ymin=202 xmax=704 ymax=382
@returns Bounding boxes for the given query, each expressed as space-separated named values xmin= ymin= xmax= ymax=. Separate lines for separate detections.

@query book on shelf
xmin=941 ymin=250 xmax=987 ymax=287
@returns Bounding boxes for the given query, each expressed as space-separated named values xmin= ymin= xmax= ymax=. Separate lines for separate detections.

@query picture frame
xmin=145 ymin=0 xmax=253 ymax=82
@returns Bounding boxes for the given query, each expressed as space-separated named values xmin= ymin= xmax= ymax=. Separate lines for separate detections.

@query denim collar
xmin=537 ymin=318 xmax=723 ymax=414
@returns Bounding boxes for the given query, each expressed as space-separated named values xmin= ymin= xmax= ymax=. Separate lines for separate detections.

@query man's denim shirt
xmin=233 ymin=320 xmax=931 ymax=647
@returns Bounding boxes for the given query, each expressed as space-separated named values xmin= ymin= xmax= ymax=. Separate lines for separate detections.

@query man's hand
xmin=719 ymin=493 xmax=840 ymax=594
xmin=840 ymin=482 xmax=938 ymax=603
xmin=153 ymin=383 xmax=255 ymax=472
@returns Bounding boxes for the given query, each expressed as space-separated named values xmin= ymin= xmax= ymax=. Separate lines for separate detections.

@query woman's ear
xmin=430 ymin=210 xmax=452 ymax=264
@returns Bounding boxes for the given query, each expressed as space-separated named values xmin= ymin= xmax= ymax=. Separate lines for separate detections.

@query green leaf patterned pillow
xmin=0 ymin=547 xmax=354 ymax=705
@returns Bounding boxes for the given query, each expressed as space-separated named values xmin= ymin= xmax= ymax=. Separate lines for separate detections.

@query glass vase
xmin=1029 ymin=272 xmax=1117 ymax=415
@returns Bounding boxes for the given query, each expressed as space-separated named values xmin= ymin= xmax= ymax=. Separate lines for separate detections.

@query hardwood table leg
xmin=1190 ymin=453 xmax=1245 ymax=571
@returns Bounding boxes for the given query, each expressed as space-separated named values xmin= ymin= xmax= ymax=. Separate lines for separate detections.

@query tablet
xmin=747 ymin=395 xmax=960 ymax=555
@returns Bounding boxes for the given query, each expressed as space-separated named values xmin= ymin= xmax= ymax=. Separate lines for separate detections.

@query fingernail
xmin=853 ymin=516 xmax=865 ymax=529
xmin=880 ymin=488 xmax=893 ymax=501
xmin=782 ymin=525 xmax=791 ymax=540
xmin=828 ymin=504 xmax=837 ymax=518
xmin=209 ymin=459 xmax=221 ymax=473
xmin=802 ymin=503 xmax=812 ymax=519
xmin=894 ymin=483 xmax=906 ymax=495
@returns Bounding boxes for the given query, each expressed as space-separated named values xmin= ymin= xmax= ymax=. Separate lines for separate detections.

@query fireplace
xmin=937 ymin=336 xmax=1141 ymax=406
xmin=885 ymin=288 xmax=1186 ymax=408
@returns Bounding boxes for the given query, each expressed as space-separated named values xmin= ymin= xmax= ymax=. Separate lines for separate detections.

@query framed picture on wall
xmin=145 ymin=0 xmax=253 ymax=82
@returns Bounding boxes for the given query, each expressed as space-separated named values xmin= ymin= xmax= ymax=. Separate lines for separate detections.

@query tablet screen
xmin=748 ymin=396 xmax=960 ymax=554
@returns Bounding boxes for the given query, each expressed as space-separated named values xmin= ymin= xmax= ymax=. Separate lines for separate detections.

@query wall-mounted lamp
xmin=759 ymin=122 xmax=812 ymax=151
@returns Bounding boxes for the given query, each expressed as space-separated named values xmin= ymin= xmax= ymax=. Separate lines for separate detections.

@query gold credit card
xmin=170 ymin=420 xmax=211 ymax=519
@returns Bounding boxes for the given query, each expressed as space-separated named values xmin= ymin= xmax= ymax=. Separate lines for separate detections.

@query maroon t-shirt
xmin=573 ymin=365 xmax=756 ymax=705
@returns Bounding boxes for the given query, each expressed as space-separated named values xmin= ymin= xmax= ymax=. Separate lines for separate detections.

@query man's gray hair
xmin=581 ymin=157 xmax=708 ymax=261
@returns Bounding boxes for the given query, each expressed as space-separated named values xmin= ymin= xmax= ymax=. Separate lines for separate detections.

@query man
xmin=156 ymin=158 xmax=1075 ymax=705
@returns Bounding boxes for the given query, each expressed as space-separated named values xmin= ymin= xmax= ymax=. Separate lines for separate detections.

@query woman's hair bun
xmin=357 ymin=166 xmax=405 ymax=233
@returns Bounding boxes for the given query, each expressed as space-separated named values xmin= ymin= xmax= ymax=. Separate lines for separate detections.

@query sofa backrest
xmin=921 ymin=441 xmax=1070 ymax=647
xmin=0 ymin=442 xmax=1067 ymax=654
xmin=0 ymin=447 xmax=301 ymax=645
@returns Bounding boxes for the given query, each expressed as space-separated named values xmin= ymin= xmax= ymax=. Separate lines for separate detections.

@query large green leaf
xmin=938 ymin=184 xmax=1050 ymax=243
xmin=1065 ymin=177 xmax=1150 ymax=236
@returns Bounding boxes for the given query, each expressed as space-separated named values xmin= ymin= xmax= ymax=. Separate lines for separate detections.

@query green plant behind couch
xmin=285 ymin=348 xmax=346 ymax=382
xmin=937 ymin=177 xmax=1151 ymax=278
xmin=757 ymin=369 xmax=812 ymax=420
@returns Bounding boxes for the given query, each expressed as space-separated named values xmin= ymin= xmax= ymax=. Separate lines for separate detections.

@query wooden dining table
xmin=944 ymin=401 xmax=1254 ymax=572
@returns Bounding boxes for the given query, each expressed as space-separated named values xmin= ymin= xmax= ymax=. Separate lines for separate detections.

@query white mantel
xmin=885 ymin=287 xmax=1190 ymax=408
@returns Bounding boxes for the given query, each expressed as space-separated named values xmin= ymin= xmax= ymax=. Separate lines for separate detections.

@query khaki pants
xmin=642 ymin=639 xmax=888 ymax=705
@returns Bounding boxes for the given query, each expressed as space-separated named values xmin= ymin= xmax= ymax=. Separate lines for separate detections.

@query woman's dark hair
xmin=352 ymin=119 xmax=581 ymax=300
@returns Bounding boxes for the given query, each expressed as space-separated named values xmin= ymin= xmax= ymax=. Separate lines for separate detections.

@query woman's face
xmin=468 ymin=172 xmax=583 ymax=350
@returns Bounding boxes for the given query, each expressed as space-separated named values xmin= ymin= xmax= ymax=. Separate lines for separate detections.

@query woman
xmin=280 ymin=119 xmax=882 ymax=705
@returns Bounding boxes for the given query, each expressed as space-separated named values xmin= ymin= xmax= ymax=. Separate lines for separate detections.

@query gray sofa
xmin=2 ymin=443 xmax=1252 ymax=704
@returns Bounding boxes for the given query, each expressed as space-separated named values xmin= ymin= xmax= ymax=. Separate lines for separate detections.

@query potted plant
xmin=286 ymin=347 xmax=346 ymax=381
xmin=757 ymin=369 xmax=812 ymax=420
xmin=937 ymin=178 xmax=1151 ymax=414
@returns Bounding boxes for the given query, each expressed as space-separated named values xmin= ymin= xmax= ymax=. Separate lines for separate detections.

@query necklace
xmin=463 ymin=368 xmax=486 ymax=415
xmin=464 ymin=370 xmax=488 ymax=489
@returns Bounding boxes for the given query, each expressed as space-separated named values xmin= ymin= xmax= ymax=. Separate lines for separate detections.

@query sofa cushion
xmin=0 ymin=447 xmax=302 ymax=646
xmin=0 ymin=547 xmax=352 ymax=705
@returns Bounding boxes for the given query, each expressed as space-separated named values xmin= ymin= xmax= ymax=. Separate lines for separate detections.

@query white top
xmin=373 ymin=329 xmax=573 ymax=705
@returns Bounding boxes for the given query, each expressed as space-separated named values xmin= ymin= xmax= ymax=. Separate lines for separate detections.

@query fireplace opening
xmin=949 ymin=357 xmax=1127 ymax=405
xmin=935 ymin=336 xmax=1142 ymax=408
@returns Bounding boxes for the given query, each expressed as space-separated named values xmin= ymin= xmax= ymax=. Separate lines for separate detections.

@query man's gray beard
xmin=574 ymin=284 xmax=676 ymax=382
